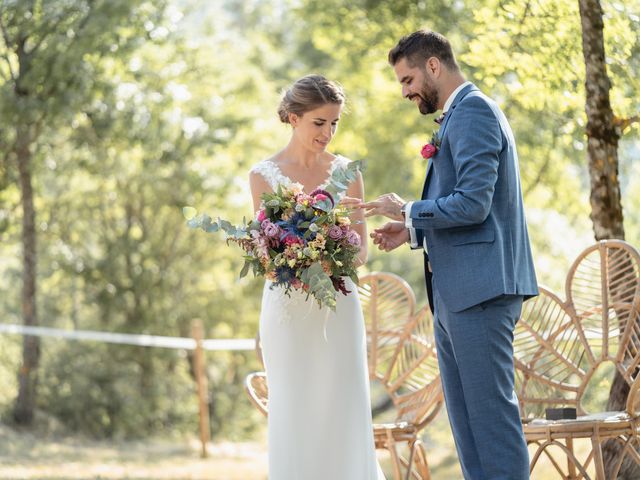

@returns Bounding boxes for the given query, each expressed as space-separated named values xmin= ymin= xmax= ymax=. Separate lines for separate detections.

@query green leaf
xmin=313 ymin=199 xmax=333 ymax=212
xmin=239 ymin=261 xmax=250 ymax=279
xmin=301 ymin=263 xmax=337 ymax=311
xmin=205 ymin=222 xmax=220 ymax=233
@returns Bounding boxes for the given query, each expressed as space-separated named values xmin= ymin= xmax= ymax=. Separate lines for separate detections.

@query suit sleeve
xmin=409 ymin=96 xmax=502 ymax=230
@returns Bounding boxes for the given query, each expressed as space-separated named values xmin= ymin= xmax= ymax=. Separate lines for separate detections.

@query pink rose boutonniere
xmin=421 ymin=112 xmax=446 ymax=160
xmin=421 ymin=130 xmax=442 ymax=160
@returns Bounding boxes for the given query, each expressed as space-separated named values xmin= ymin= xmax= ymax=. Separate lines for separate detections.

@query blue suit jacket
xmin=410 ymin=84 xmax=538 ymax=312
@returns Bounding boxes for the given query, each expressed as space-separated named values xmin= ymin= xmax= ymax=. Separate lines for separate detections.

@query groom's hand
xmin=370 ymin=222 xmax=409 ymax=252
xmin=361 ymin=193 xmax=405 ymax=221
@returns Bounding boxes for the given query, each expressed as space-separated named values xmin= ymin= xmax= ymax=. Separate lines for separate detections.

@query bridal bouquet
xmin=184 ymin=161 xmax=363 ymax=311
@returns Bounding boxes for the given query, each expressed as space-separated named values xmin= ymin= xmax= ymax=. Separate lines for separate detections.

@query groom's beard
xmin=415 ymin=79 xmax=439 ymax=115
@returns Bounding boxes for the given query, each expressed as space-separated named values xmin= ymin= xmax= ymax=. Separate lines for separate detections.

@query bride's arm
xmin=249 ymin=172 xmax=272 ymax=214
xmin=345 ymin=171 xmax=368 ymax=267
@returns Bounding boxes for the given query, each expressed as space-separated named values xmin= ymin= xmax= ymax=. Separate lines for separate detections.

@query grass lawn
xmin=0 ymin=412 xmax=597 ymax=479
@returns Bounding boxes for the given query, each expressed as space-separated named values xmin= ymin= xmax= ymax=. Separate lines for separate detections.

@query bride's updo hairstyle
xmin=277 ymin=74 xmax=345 ymax=124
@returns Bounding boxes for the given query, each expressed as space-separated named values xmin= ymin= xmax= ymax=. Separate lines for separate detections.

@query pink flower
xmin=295 ymin=193 xmax=310 ymax=204
xmin=346 ymin=230 xmax=361 ymax=246
xmin=328 ymin=225 xmax=344 ymax=240
xmin=309 ymin=189 xmax=335 ymax=208
xmin=284 ymin=234 xmax=303 ymax=246
xmin=261 ymin=220 xmax=280 ymax=238
xmin=257 ymin=209 xmax=267 ymax=222
xmin=421 ymin=143 xmax=437 ymax=159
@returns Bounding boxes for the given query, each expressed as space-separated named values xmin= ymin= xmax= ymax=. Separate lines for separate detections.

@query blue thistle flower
xmin=273 ymin=266 xmax=297 ymax=287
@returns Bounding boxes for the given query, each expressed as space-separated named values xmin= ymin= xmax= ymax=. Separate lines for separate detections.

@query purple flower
xmin=346 ymin=230 xmax=361 ymax=246
xmin=328 ymin=225 xmax=344 ymax=240
xmin=261 ymin=220 xmax=280 ymax=238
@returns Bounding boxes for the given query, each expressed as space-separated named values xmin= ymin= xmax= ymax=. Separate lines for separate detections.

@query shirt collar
xmin=442 ymin=81 xmax=472 ymax=114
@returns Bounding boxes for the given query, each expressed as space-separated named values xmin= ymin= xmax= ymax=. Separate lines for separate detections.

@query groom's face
xmin=393 ymin=57 xmax=439 ymax=115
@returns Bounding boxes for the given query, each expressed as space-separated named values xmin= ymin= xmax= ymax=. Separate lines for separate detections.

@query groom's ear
xmin=425 ymin=57 xmax=440 ymax=77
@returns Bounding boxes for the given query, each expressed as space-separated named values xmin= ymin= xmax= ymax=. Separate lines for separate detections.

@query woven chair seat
xmin=373 ymin=423 xmax=419 ymax=449
xmin=514 ymin=240 xmax=640 ymax=479
xmin=374 ymin=421 xmax=415 ymax=431
xmin=523 ymin=412 xmax=638 ymax=442
xmin=527 ymin=411 xmax=633 ymax=426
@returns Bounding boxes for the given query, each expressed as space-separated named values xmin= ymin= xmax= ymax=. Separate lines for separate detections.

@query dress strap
xmin=330 ymin=155 xmax=350 ymax=173
xmin=250 ymin=160 xmax=292 ymax=191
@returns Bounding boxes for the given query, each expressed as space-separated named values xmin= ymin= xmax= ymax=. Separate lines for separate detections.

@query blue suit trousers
xmin=433 ymin=284 xmax=530 ymax=480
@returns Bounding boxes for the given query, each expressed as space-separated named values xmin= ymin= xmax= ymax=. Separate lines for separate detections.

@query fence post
xmin=192 ymin=319 xmax=210 ymax=458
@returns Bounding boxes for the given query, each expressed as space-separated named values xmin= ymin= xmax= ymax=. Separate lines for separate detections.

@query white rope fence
xmin=0 ymin=321 xmax=256 ymax=458
xmin=0 ymin=323 xmax=255 ymax=351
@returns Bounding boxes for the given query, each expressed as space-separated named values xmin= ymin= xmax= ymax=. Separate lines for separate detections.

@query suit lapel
xmin=421 ymin=83 xmax=479 ymax=199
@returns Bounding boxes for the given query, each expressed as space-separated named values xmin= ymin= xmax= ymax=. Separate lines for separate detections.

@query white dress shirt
xmin=404 ymin=81 xmax=473 ymax=251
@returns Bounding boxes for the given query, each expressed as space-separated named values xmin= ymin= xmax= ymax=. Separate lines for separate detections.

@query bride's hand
xmin=338 ymin=196 xmax=364 ymax=209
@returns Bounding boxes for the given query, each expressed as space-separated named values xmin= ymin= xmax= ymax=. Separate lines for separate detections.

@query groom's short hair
xmin=388 ymin=30 xmax=459 ymax=72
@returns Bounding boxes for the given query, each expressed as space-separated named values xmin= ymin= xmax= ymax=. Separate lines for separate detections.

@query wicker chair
xmin=245 ymin=272 xmax=443 ymax=480
xmin=514 ymin=239 xmax=640 ymax=479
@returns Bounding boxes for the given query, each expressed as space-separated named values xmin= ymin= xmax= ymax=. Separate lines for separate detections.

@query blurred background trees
xmin=0 ymin=0 xmax=638 ymax=459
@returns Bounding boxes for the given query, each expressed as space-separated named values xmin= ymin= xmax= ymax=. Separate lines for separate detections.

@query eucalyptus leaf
xmin=301 ymin=263 xmax=337 ymax=310
xmin=205 ymin=222 xmax=220 ymax=233
xmin=314 ymin=199 xmax=333 ymax=212
xmin=239 ymin=261 xmax=250 ymax=279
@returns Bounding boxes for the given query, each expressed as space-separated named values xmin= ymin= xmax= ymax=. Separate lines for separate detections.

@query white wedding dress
xmin=251 ymin=156 xmax=385 ymax=480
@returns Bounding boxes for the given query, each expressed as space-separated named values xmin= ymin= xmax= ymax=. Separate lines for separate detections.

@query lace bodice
xmin=250 ymin=155 xmax=351 ymax=198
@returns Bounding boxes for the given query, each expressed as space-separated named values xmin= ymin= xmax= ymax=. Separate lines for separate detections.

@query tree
xmin=579 ymin=0 xmax=624 ymax=241
xmin=579 ymin=1 xmax=639 ymax=477
xmin=0 ymin=0 xmax=166 ymax=425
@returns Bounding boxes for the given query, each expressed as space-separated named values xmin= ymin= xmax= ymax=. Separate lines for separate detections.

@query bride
xmin=249 ymin=74 xmax=385 ymax=480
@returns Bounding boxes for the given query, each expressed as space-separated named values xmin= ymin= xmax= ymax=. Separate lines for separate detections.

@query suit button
xmin=427 ymin=213 xmax=434 ymax=217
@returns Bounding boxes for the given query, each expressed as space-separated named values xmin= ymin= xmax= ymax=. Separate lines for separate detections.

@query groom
xmin=362 ymin=30 xmax=538 ymax=479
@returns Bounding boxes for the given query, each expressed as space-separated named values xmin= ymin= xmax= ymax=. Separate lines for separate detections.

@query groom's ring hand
xmin=361 ymin=201 xmax=402 ymax=221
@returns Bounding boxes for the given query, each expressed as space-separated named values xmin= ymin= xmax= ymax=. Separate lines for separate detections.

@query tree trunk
xmin=578 ymin=1 xmax=639 ymax=478
xmin=579 ymin=0 xmax=623 ymax=241
xmin=13 ymin=123 xmax=40 ymax=425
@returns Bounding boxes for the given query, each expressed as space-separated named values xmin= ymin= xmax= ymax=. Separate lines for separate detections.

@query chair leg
xmin=386 ymin=429 xmax=402 ymax=480
xmin=591 ymin=435 xmax=606 ymax=480
xmin=566 ymin=437 xmax=578 ymax=479
xmin=404 ymin=441 xmax=416 ymax=480
xmin=413 ymin=440 xmax=431 ymax=480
